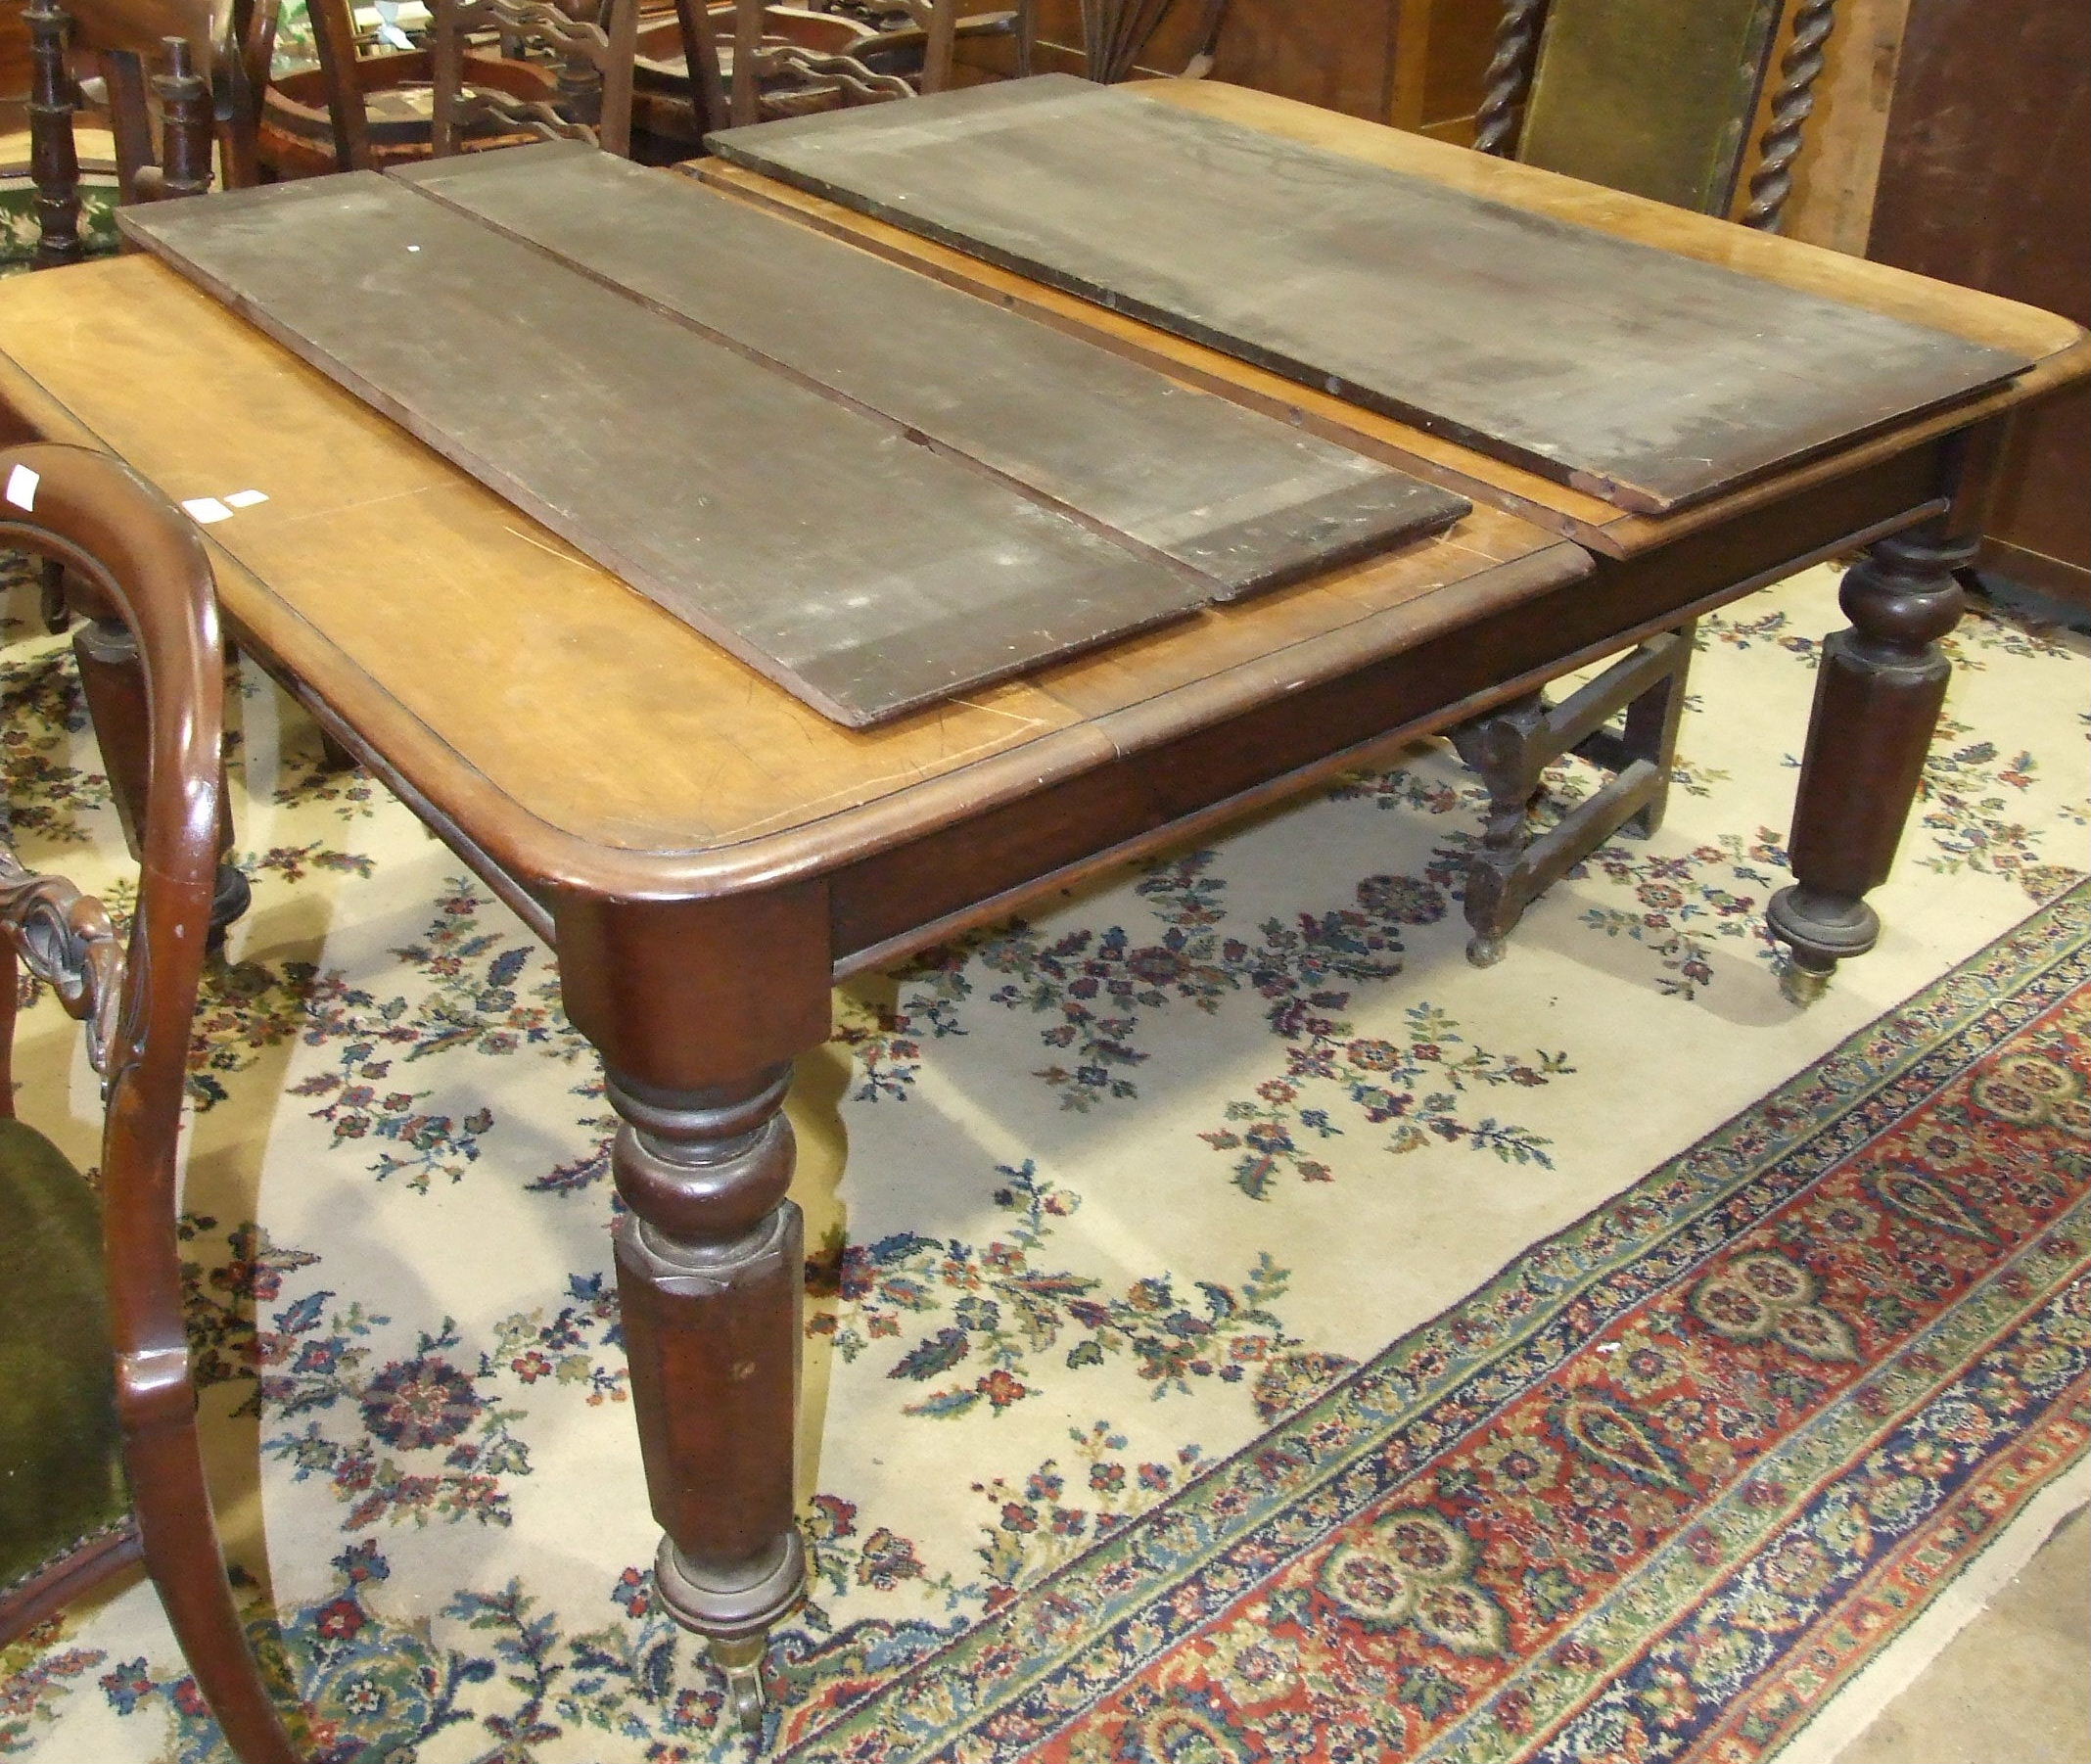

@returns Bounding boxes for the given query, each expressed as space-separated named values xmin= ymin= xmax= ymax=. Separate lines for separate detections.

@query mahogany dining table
xmin=0 ymin=77 xmax=2082 ymax=1729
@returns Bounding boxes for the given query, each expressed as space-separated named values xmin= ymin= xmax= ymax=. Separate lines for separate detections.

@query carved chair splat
xmin=428 ymin=0 xmax=642 ymax=157
xmin=1473 ymin=0 xmax=1834 ymax=232
xmin=257 ymin=0 xmax=568 ymax=175
xmin=703 ymin=0 xmax=984 ymax=129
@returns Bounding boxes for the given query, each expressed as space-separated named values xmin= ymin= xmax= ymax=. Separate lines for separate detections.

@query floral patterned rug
xmin=1 ymin=555 xmax=2086 ymax=1763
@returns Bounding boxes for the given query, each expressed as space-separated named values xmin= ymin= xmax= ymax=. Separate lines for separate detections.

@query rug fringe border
xmin=1766 ymin=1471 xmax=2090 ymax=1764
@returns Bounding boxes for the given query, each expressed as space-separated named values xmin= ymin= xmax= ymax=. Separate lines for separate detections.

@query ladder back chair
xmin=256 ymin=0 xmax=567 ymax=174
xmin=429 ymin=0 xmax=641 ymax=157
xmin=1440 ymin=0 xmax=1833 ymax=965
xmin=691 ymin=0 xmax=1013 ymax=129
xmin=0 ymin=434 xmax=305 ymax=1764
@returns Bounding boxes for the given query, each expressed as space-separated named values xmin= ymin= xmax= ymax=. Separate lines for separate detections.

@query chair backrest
xmin=293 ymin=0 xmax=379 ymax=171
xmin=428 ymin=0 xmax=641 ymax=157
xmin=278 ymin=0 xmax=562 ymax=174
xmin=23 ymin=0 xmax=205 ymax=265
xmin=697 ymin=0 xmax=957 ymax=129
xmin=62 ymin=0 xmax=273 ymax=184
xmin=23 ymin=0 xmax=273 ymax=266
xmin=0 ymin=437 xmax=221 ymax=1269
xmin=0 ymin=422 xmax=302 ymax=1762
xmin=1473 ymin=0 xmax=1834 ymax=232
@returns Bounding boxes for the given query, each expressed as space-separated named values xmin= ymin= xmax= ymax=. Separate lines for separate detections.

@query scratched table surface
xmin=117 ymin=147 xmax=1465 ymax=728
xmin=707 ymin=74 xmax=2035 ymax=514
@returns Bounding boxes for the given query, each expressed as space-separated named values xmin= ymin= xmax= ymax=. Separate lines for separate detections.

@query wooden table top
xmin=706 ymin=75 xmax=2030 ymax=516
xmin=0 ymin=256 xmax=1581 ymax=895
xmin=117 ymin=146 xmax=1466 ymax=729
xmin=701 ymin=81 xmax=2091 ymax=562
xmin=5 ymin=83 xmax=2081 ymax=907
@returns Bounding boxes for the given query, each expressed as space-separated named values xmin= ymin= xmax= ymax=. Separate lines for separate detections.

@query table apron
xmin=827 ymin=446 xmax=1950 ymax=973
xmin=232 ymin=438 xmax=1945 ymax=1044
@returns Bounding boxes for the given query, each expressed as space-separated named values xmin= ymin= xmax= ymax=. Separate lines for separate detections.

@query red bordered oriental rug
xmin=777 ymin=886 xmax=2091 ymax=1763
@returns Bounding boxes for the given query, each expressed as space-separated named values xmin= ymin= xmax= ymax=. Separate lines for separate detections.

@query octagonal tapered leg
xmin=1769 ymin=524 xmax=1975 ymax=1002
xmin=554 ymin=887 xmax=832 ymax=1735
xmin=609 ymin=1065 xmax=807 ymax=1728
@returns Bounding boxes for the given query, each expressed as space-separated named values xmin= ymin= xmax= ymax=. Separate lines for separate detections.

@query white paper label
xmin=181 ymin=496 xmax=234 ymax=525
xmin=4 ymin=464 xmax=38 ymax=511
xmin=224 ymin=488 xmax=269 ymax=509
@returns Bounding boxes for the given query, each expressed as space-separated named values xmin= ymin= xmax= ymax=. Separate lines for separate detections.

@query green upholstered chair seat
xmin=0 ymin=1114 xmax=127 ymax=1597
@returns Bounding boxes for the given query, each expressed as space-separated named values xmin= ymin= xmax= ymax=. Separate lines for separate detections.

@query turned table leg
xmin=1451 ymin=689 xmax=1549 ymax=967
xmin=1768 ymin=524 xmax=1975 ymax=1003
xmin=609 ymin=1065 xmax=806 ymax=1731
xmin=554 ymin=889 xmax=830 ymax=1734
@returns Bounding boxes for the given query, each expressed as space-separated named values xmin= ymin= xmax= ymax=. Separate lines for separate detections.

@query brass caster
xmin=1778 ymin=957 xmax=1833 ymax=1008
xmin=1465 ymin=932 xmax=1507 ymax=969
xmin=711 ymin=1634 xmax=767 ymax=1738
xmin=1766 ymin=887 xmax=1872 ymax=1009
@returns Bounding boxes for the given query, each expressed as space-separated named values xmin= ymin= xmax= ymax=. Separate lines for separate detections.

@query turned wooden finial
xmin=25 ymin=0 xmax=83 ymax=267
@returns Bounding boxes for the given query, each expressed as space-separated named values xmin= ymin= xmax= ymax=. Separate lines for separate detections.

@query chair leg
xmin=1448 ymin=627 xmax=1695 ymax=966
xmin=125 ymin=1411 xmax=303 ymax=1764
xmin=39 ymin=557 xmax=71 ymax=634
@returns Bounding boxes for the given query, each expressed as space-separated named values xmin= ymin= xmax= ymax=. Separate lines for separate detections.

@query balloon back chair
xmin=0 ymin=433 xmax=305 ymax=1764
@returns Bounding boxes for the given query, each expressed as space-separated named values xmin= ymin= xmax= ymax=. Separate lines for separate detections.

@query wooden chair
xmin=428 ymin=0 xmax=641 ymax=156
xmin=1474 ymin=0 xmax=1830 ymax=230
xmin=683 ymin=0 xmax=1037 ymax=130
xmin=255 ymin=0 xmax=569 ymax=173
xmin=20 ymin=0 xmax=258 ymax=643
xmin=21 ymin=0 xmax=262 ymax=267
xmin=0 ymin=437 xmax=304 ymax=1764
xmin=1441 ymin=0 xmax=1834 ymax=965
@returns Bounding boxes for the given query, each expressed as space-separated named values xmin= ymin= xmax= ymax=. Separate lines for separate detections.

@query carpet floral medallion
xmin=0 ymin=556 xmax=2086 ymax=1764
